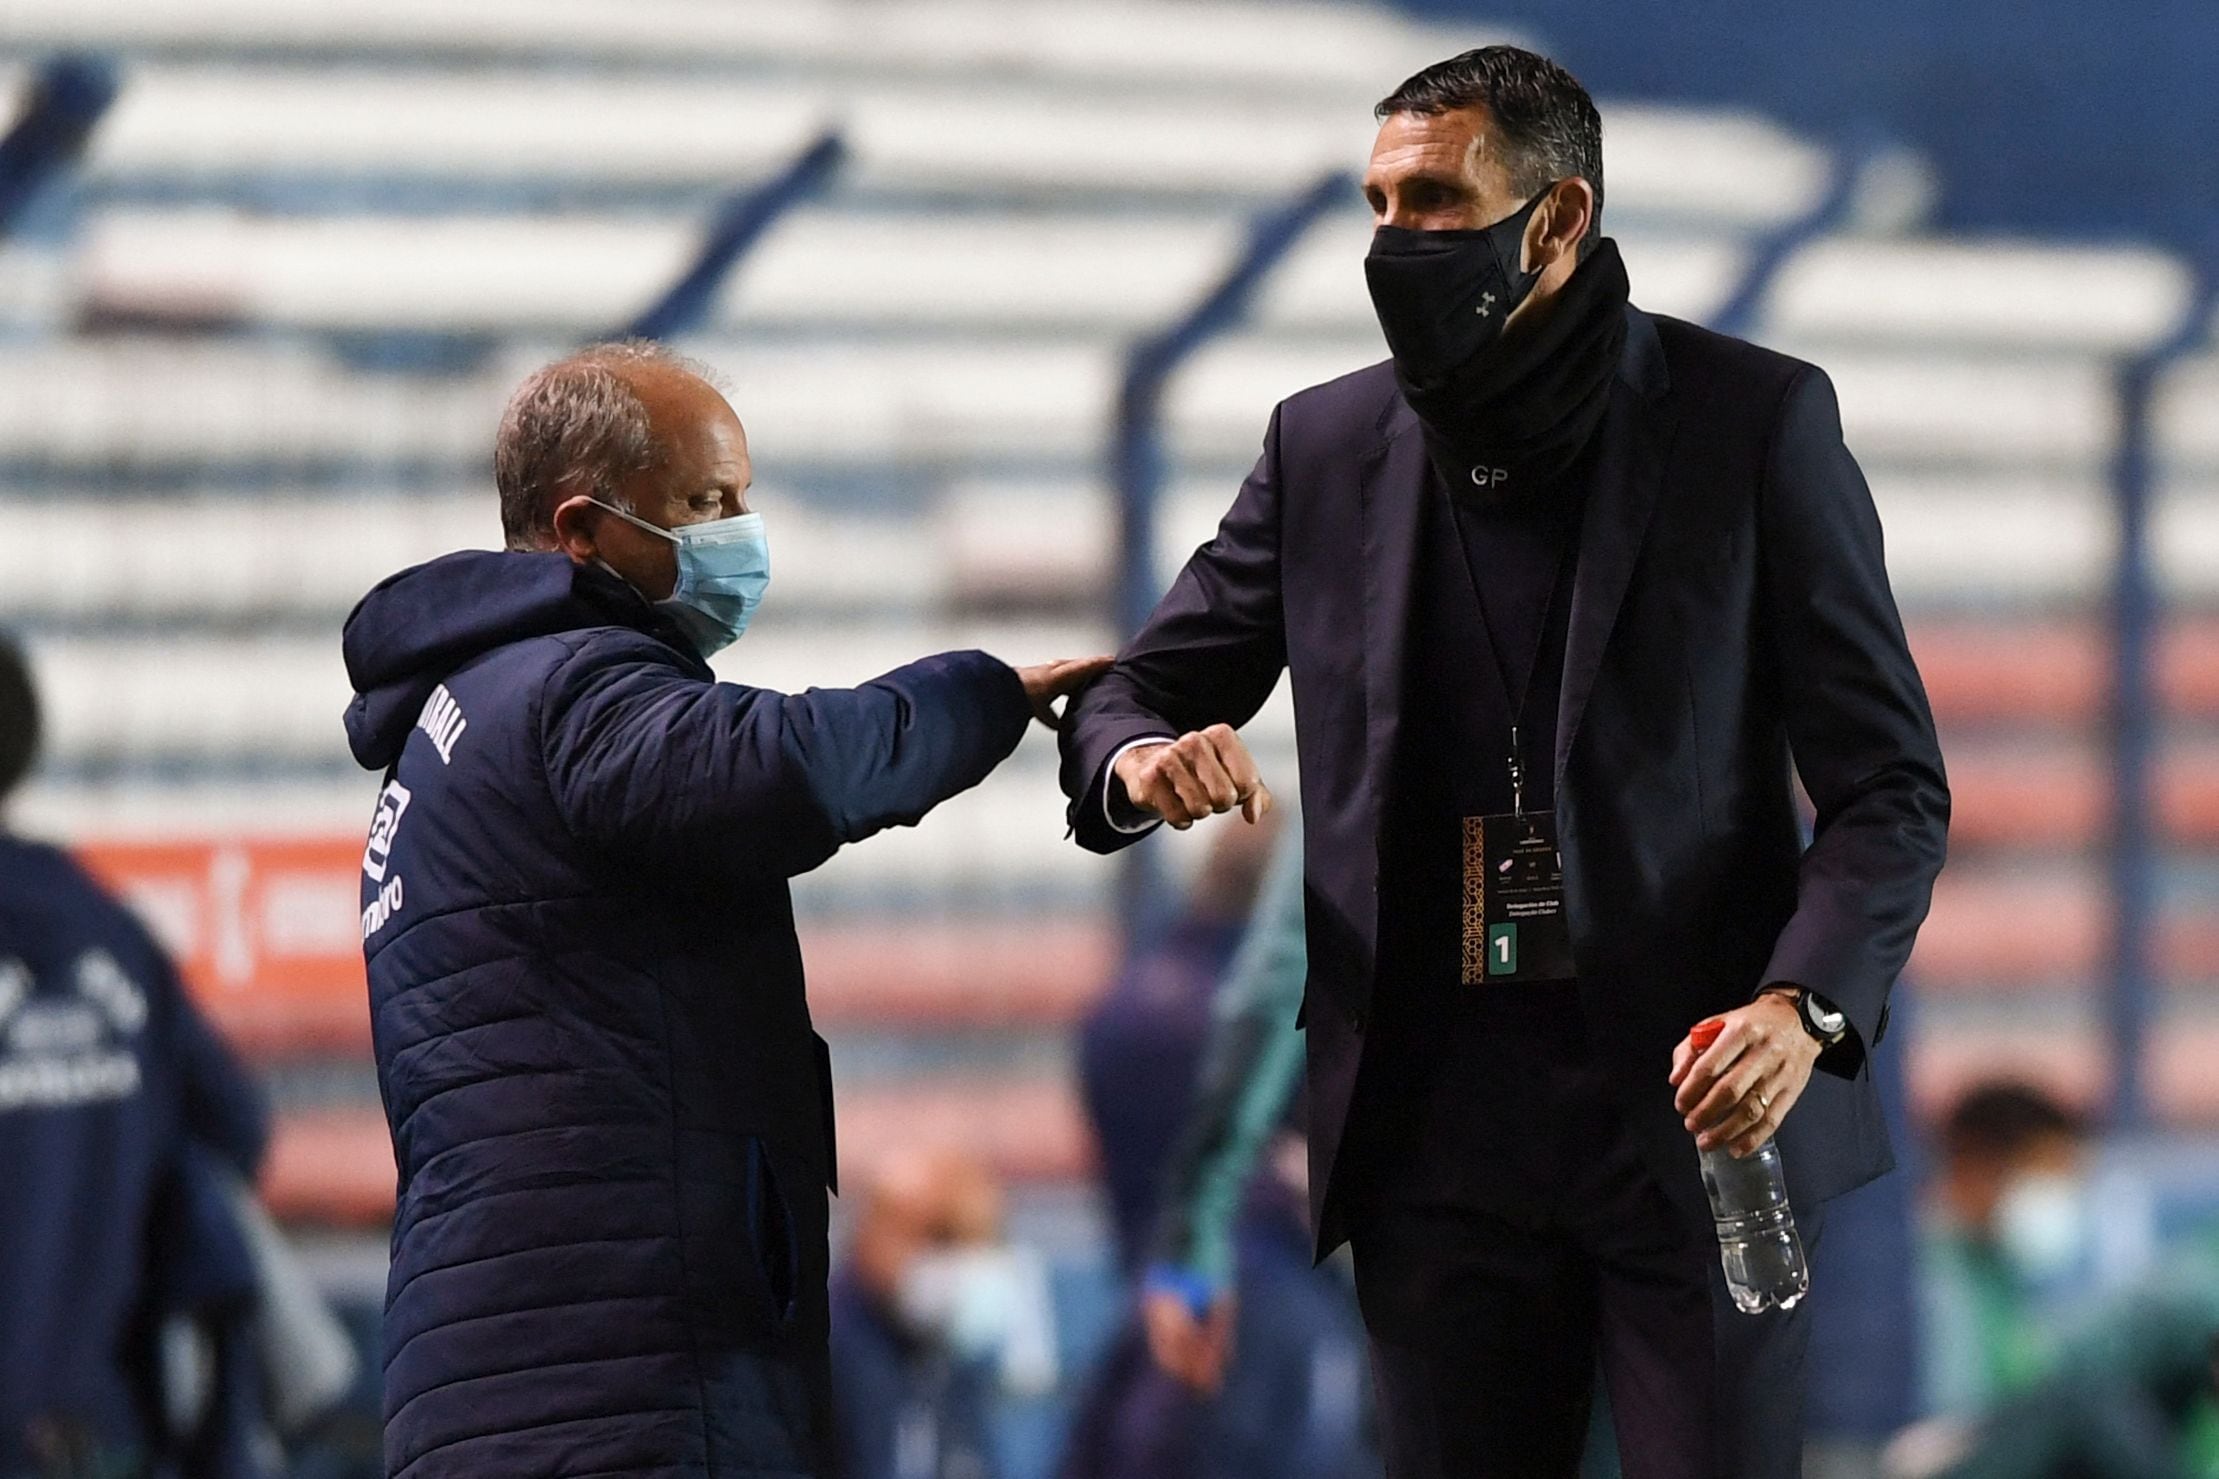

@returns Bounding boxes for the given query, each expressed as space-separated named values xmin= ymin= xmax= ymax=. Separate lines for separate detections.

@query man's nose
xmin=1375 ymin=198 xmax=1421 ymax=231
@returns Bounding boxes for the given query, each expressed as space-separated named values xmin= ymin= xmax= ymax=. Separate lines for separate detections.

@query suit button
xmin=1349 ymin=1008 xmax=1368 ymax=1035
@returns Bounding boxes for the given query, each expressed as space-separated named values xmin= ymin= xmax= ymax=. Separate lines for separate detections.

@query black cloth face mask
xmin=1363 ymin=188 xmax=1551 ymax=386
xmin=1365 ymin=190 xmax=1631 ymax=497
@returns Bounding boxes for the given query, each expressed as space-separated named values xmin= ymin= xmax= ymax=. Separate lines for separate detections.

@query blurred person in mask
xmin=340 ymin=341 xmax=1106 ymax=1479
xmin=1887 ymin=1099 xmax=2219 ymax=1479
xmin=1076 ymin=814 xmax=1280 ymax=1275
xmin=1059 ymin=45 xmax=1948 ymax=1477
xmin=1887 ymin=1312 xmax=2219 ymax=1479
xmin=830 ymin=1148 xmax=1053 ymax=1479
xmin=1920 ymin=1082 xmax=2094 ymax=1415
xmin=1063 ymin=809 xmax=1383 ymax=1479
xmin=0 ymin=632 xmax=273 ymax=1478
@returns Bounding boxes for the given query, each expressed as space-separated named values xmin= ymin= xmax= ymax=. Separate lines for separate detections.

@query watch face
xmin=1808 ymin=998 xmax=1847 ymax=1034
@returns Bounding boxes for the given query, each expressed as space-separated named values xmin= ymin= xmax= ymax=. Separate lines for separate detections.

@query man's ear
xmin=1527 ymin=177 xmax=1596 ymax=274
xmin=548 ymin=492 xmax=602 ymax=566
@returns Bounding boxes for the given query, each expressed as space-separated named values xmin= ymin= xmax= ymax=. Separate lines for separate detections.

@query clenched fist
xmin=1114 ymin=724 xmax=1272 ymax=830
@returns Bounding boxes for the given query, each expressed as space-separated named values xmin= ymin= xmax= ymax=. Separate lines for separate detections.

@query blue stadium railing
xmin=1708 ymin=130 xmax=1885 ymax=342
xmin=618 ymin=130 xmax=847 ymax=343
xmin=1109 ymin=167 xmax=1354 ymax=941
xmin=0 ymin=54 xmax=117 ymax=241
xmin=2104 ymin=236 xmax=2218 ymax=1131
xmin=325 ymin=128 xmax=845 ymax=370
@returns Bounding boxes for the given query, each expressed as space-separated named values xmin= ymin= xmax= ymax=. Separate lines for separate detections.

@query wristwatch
xmin=1762 ymin=985 xmax=1848 ymax=1047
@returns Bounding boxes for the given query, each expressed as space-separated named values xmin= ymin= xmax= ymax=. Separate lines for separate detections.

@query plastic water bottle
xmin=1690 ymin=1017 xmax=1810 ymax=1313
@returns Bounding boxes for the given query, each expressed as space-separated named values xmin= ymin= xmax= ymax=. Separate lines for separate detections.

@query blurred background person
xmin=1922 ymin=1081 xmax=2096 ymax=1416
xmin=0 ymin=632 xmax=274 ymax=1478
xmin=1888 ymin=1309 xmax=2219 ymax=1479
xmin=1134 ymin=808 xmax=1619 ymax=1477
xmin=831 ymin=1147 xmax=1045 ymax=1479
xmin=1890 ymin=1184 xmax=2219 ymax=1476
xmin=1062 ymin=810 xmax=1380 ymax=1479
xmin=1885 ymin=1080 xmax=2219 ymax=1477
xmin=1075 ymin=817 xmax=1281 ymax=1281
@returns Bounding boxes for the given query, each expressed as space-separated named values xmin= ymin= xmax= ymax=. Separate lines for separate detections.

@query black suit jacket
xmin=1062 ymin=308 xmax=1950 ymax=1254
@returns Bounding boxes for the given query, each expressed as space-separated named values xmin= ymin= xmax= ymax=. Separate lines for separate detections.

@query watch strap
xmin=1758 ymin=984 xmax=1848 ymax=1046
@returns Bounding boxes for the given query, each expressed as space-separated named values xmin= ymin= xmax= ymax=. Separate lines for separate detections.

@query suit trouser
xmin=1346 ymin=1138 xmax=1821 ymax=1479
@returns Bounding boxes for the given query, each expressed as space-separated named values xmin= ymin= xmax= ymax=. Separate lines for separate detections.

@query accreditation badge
xmin=1460 ymin=812 xmax=1576 ymax=984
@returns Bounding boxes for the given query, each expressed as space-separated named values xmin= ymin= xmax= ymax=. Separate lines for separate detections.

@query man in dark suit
xmin=1059 ymin=46 xmax=1948 ymax=1478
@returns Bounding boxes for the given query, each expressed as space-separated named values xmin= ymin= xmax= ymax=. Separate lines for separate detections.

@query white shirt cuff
xmin=1104 ymin=737 xmax=1176 ymax=834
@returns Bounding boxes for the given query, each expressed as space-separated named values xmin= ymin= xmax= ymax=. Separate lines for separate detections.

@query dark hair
xmin=1376 ymin=45 xmax=1605 ymax=254
xmin=1941 ymin=1081 xmax=2086 ymax=1161
xmin=0 ymin=631 xmax=39 ymax=803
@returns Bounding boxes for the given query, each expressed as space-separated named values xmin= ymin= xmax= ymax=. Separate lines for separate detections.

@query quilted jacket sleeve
xmin=541 ymin=636 xmax=1033 ymax=881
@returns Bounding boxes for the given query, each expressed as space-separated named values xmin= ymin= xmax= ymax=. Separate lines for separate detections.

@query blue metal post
xmin=0 ymin=55 xmax=119 ymax=240
xmin=1708 ymin=131 xmax=1878 ymax=342
xmin=618 ymin=130 xmax=846 ymax=342
xmin=2105 ymin=243 xmax=2218 ymax=1130
xmin=1111 ymin=168 xmax=1354 ymax=939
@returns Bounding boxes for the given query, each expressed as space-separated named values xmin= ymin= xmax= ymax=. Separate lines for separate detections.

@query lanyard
xmin=1441 ymin=487 xmax=1580 ymax=819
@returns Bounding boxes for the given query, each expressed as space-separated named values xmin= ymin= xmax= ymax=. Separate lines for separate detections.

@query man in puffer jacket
xmin=341 ymin=342 xmax=1103 ymax=1479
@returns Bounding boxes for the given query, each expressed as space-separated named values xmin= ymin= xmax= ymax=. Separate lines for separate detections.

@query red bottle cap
xmin=1690 ymin=1018 xmax=1726 ymax=1052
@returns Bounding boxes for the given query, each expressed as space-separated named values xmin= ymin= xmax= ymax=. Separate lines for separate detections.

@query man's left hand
xmin=1142 ymin=1285 xmax=1236 ymax=1394
xmin=1014 ymin=655 xmax=1115 ymax=731
xmin=1668 ymin=991 xmax=1821 ymax=1158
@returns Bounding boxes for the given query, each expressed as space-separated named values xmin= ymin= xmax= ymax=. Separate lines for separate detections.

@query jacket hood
xmin=341 ymin=550 xmax=695 ymax=770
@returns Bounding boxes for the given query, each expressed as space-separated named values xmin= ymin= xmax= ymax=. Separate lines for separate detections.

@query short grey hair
xmin=494 ymin=339 xmax=720 ymax=550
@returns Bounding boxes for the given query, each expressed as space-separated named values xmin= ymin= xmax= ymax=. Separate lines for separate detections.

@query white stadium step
xmin=7 ymin=0 xmax=1514 ymax=98
xmin=0 ymin=495 xmax=944 ymax=621
xmin=2158 ymin=353 xmax=2219 ymax=471
xmin=0 ymin=333 xmax=2137 ymax=477
xmin=10 ymin=741 xmax=1294 ymax=908
xmin=91 ymin=73 xmax=1371 ymax=202
xmin=47 ymin=62 xmax=1834 ymax=228
xmin=1760 ymin=238 xmax=2192 ymax=353
xmin=1759 ymin=345 xmax=2121 ymax=468
xmin=7 ymin=459 xmax=2203 ymax=640
xmin=21 ymin=622 xmax=1118 ymax=766
xmin=18 ymin=460 xmax=2214 ymax=775
xmin=73 ymin=207 xmax=1752 ymax=338
xmin=931 ymin=467 xmax=2219 ymax=610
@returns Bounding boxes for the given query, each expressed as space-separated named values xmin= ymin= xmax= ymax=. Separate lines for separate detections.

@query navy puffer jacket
xmin=342 ymin=551 xmax=1031 ymax=1479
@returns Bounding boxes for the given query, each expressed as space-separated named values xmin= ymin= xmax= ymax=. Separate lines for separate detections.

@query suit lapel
xmin=1359 ymin=404 xmax=1431 ymax=819
xmin=1555 ymin=309 xmax=1675 ymax=788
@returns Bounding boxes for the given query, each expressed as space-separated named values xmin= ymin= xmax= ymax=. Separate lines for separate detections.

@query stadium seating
xmin=3 ymin=0 xmax=2212 ymax=1222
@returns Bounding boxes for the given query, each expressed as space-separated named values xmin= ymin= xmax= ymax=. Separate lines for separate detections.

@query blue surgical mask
xmin=590 ymin=500 xmax=769 ymax=658
xmin=1995 ymin=1171 xmax=2092 ymax=1286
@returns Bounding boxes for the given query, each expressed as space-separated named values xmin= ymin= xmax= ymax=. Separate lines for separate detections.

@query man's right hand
xmin=1114 ymin=725 xmax=1271 ymax=829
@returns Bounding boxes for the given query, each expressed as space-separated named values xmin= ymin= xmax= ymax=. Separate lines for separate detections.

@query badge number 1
xmin=1487 ymin=922 xmax=1518 ymax=977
